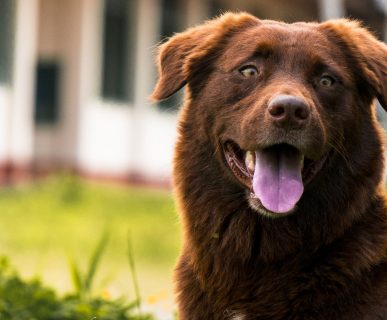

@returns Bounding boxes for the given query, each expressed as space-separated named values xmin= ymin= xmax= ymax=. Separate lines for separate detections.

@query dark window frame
xmin=157 ymin=0 xmax=185 ymax=112
xmin=34 ymin=61 xmax=61 ymax=125
xmin=0 ymin=0 xmax=15 ymax=85
xmin=100 ymin=0 xmax=137 ymax=103
xmin=344 ymin=0 xmax=385 ymax=40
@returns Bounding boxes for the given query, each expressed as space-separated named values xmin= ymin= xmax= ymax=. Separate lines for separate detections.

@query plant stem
xmin=127 ymin=231 xmax=142 ymax=316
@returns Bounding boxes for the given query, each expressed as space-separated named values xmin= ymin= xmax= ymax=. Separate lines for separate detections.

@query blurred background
xmin=0 ymin=0 xmax=385 ymax=318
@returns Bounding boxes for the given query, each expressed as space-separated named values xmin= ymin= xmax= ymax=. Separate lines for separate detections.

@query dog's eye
xmin=239 ymin=66 xmax=258 ymax=78
xmin=319 ymin=75 xmax=335 ymax=87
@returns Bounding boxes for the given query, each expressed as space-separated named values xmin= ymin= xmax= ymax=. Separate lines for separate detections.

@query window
xmin=209 ymin=0 xmax=224 ymax=18
xmin=0 ymin=0 xmax=15 ymax=85
xmin=209 ymin=0 xmax=319 ymax=22
xmin=345 ymin=0 xmax=385 ymax=40
xmin=34 ymin=62 xmax=60 ymax=124
xmin=160 ymin=0 xmax=184 ymax=40
xmin=101 ymin=0 xmax=137 ymax=102
xmin=158 ymin=0 xmax=185 ymax=111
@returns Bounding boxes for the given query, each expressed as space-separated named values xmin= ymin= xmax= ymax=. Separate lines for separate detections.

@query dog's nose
xmin=268 ymin=95 xmax=310 ymax=129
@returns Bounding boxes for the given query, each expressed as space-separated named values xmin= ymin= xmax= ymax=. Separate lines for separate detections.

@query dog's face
xmin=151 ymin=13 xmax=387 ymax=218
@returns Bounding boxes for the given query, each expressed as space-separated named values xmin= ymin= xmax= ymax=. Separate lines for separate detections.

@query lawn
xmin=0 ymin=175 xmax=181 ymax=315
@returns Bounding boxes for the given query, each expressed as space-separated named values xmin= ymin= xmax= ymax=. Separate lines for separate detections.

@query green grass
xmin=0 ymin=175 xmax=181 ymax=307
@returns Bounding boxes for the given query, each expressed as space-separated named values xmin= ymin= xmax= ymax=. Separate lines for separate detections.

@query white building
xmin=0 ymin=0 xmax=385 ymax=185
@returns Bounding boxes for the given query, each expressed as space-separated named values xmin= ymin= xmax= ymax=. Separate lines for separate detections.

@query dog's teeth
xmin=245 ymin=151 xmax=255 ymax=173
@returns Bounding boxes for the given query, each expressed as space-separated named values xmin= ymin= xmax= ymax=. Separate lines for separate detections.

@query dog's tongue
xmin=252 ymin=146 xmax=304 ymax=214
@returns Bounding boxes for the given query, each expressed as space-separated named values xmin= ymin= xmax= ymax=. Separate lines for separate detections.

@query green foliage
xmin=69 ymin=231 xmax=110 ymax=300
xmin=0 ymin=257 xmax=154 ymax=320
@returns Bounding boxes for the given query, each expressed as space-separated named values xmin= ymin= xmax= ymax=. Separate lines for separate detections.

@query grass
xmin=0 ymin=174 xmax=181 ymax=311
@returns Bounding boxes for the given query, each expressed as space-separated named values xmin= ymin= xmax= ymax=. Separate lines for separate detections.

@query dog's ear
xmin=150 ymin=12 xmax=259 ymax=102
xmin=150 ymin=25 xmax=213 ymax=102
xmin=320 ymin=19 xmax=387 ymax=110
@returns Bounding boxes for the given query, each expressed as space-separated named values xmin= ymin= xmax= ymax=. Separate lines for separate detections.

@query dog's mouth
xmin=223 ymin=141 xmax=328 ymax=216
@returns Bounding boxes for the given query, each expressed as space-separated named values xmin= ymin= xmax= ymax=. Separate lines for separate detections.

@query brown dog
xmin=151 ymin=13 xmax=387 ymax=319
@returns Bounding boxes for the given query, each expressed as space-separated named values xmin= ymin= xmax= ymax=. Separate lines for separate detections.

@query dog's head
xmin=151 ymin=13 xmax=387 ymax=218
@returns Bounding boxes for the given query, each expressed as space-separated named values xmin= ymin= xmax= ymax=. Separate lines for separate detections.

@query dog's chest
xmin=224 ymin=308 xmax=246 ymax=320
xmin=210 ymin=259 xmax=385 ymax=320
xmin=230 ymin=314 xmax=245 ymax=320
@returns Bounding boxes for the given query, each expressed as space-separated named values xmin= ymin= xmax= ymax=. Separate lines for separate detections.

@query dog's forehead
xmin=218 ymin=22 xmax=341 ymax=69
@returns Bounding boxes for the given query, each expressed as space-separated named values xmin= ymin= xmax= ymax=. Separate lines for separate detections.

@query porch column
xmin=9 ymin=0 xmax=39 ymax=176
xmin=318 ymin=0 xmax=345 ymax=20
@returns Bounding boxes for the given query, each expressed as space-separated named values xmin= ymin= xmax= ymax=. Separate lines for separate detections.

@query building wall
xmin=32 ymin=0 xmax=179 ymax=182
xmin=0 ymin=0 xmax=39 ymax=183
xmin=0 ymin=87 xmax=12 ymax=168
xmin=10 ymin=0 xmax=39 ymax=166
xmin=34 ymin=0 xmax=83 ymax=170
xmin=76 ymin=0 xmax=203 ymax=182
xmin=0 ymin=0 xmax=384 ymax=185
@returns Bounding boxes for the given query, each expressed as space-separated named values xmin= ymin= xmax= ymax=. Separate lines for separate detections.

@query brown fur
xmin=151 ymin=13 xmax=387 ymax=319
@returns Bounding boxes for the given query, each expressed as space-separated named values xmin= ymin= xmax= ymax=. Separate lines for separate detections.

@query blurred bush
xmin=0 ymin=257 xmax=154 ymax=320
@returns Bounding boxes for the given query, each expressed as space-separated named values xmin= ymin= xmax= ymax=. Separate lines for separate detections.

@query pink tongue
xmin=252 ymin=146 xmax=304 ymax=214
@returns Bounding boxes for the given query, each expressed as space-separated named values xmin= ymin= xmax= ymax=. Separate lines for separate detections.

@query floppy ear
xmin=150 ymin=12 xmax=259 ymax=102
xmin=320 ymin=19 xmax=387 ymax=110
xmin=150 ymin=25 xmax=213 ymax=101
